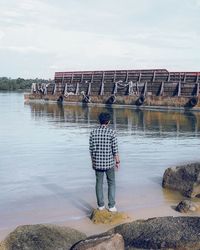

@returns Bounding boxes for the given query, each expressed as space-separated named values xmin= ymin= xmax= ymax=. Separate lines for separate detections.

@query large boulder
xmin=162 ymin=162 xmax=200 ymax=197
xmin=108 ymin=216 xmax=200 ymax=249
xmin=0 ymin=224 xmax=86 ymax=250
xmin=90 ymin=209 xmax=129 ymax=224
xmin=71 ymin=233 xmax=124 ymax=250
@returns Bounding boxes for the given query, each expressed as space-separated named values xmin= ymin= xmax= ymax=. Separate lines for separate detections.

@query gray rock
xmin=71 ymin=233 xmax=124 ymax=250
xmin=0 ymin=224 xmax=86 ymax=250
xmin=108 ymin=216 xmax=200 ymax=249
xmin=162 ymin=162 xmax=200 ymax=197
xmin=175 ymin=200 xmax=198 ymax=213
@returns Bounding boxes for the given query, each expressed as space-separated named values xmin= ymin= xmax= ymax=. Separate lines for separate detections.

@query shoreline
xmin=0 ymin=198 xmax=193 ymax=242
xmin=1 ymin=177 xmax=198 ymax=242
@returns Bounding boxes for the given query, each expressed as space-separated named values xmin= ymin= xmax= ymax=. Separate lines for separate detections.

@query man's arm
xmin=89 ymin=132 xmax=95 ymax=169
xmin=90 ymin=153 xmax=95 ymax=169
xmin=112 ymin=131 xmax=120 ymax=169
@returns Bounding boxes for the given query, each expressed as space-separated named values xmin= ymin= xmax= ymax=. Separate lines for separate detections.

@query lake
xmin=0 ymin=92 xmax=200 ymax=233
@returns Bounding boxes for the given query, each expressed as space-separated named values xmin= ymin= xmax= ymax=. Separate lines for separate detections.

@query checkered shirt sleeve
xmin=89 ymin=126 xmax=119 ymax=170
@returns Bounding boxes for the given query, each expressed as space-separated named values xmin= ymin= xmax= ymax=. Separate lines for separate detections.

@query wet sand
xmin=1 ymin=188 xmax=197 ymax=241
xmin=0 ymin=206 xmax=176 ymax=241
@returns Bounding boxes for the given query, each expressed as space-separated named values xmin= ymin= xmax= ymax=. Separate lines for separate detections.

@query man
xmin=89 ymin=112 xmax=120 ymax=212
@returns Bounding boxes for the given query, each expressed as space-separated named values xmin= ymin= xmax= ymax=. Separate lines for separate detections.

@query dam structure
xmin=25 ymin=69 xmax=200 ymax=110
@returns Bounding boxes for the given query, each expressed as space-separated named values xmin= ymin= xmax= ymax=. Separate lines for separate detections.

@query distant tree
xmin=0 ymin=77 xmax=52 ymax=91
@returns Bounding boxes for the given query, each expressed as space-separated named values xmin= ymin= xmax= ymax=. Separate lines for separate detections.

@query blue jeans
xmin=95 ymin=167 xmax=115 ymax=208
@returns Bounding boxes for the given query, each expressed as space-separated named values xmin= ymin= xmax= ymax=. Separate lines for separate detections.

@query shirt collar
xmin=99 ymin=124 xmax=108 ymax=128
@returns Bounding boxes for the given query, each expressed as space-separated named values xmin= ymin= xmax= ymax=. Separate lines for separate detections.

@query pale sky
xmin=0 ymin=0 xmax=200 ymax=79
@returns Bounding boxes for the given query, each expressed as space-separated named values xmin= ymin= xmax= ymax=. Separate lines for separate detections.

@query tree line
xmin=0 ymin=77 xmax=52 ymax=91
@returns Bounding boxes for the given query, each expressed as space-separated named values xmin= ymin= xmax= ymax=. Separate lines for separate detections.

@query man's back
xmin=89 ymin=126 xmax=118 ymax=170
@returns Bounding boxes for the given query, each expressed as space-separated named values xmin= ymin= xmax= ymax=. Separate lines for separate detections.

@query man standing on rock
xmin=89 ymin=112 xmax=120 ymax=212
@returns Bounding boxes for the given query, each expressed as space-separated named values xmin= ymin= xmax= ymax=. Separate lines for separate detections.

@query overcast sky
xmin=0 ymin=0 xmax=200 ymax=79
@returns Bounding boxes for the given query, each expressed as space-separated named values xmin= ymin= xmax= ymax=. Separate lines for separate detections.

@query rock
xmin=71 ymin=233 xmax=124 ymax=250
xmin=90 ymin=209 xmax=129 ymax=224
xmin=175 ymin=200 xmax=198 ymax=213
xmin=0 ymin=224 xmax=86 ymax=250
xmin=108 ymin=216 xmax=200 ymax=249
xmin=162 ymin=162 xmax=200 ymax=197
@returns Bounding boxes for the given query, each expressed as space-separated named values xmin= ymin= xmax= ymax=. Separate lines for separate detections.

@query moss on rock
xmin=90 ymin=209 xmax=129 ymax=225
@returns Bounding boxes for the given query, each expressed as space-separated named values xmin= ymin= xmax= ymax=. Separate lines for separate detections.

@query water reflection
xmin=27 ymin=102 xmax=200 ymax=137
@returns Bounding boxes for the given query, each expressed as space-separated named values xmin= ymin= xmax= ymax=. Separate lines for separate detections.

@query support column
xmin=100 ymin=72 xmax=105 ymax=95
xmin=196 ymin=82 xmax=199 ymax=97
xmin=177 ymin=81 xmax=181 ymax=97
xmin=158 ymin=81 xmax=164 ymax=96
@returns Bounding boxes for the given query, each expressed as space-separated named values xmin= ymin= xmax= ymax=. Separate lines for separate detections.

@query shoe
xmin=98 ymin=205 xmax=105 ymax=211
xmin=108 ymin=206 xmax=117 ymax=212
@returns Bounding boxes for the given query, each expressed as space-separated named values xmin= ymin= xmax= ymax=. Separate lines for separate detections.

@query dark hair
xmin=98 ymin=112 xmax=111 ymax=125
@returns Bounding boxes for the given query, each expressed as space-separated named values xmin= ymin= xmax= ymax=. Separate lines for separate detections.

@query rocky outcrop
xmin=162 ymin=162 xmax=200 ymax=197
xmin=2 ymin=216 xmax=200 ymax=250
xmin=71 ymin=233 xmax=124 ymax=250
xmin=0 ymin=224 xmax=86 ymax=250
xmin=108 ymin=216 xmax=200 ymax=249
xmin=175 ymin=200 xmax=199 ymax=213
xmin=90 ymin=209 xmax=129 ymax=224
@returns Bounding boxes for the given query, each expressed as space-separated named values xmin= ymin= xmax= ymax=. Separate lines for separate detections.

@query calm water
xmin=0 ymin=92 xmax=200 ymax=230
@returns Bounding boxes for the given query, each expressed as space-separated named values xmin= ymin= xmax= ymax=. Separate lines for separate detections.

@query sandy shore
xmin=59 ymin=203 xmax=181 ymax=235
xmin=0 ymin=198 xmax=192 ymax=242
xmin=0 ymin=208 xmax=173 ymax=241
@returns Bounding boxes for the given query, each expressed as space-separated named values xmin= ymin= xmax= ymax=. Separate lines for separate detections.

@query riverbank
xmin=0 ymin=207 xmax=177 ymax=241
xmin=0 ymin=188 xmax=192 ymax=242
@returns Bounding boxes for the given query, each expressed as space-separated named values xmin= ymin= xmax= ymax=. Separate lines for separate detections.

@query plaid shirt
xmin=89 ymin=125 xmax=119 ymax=170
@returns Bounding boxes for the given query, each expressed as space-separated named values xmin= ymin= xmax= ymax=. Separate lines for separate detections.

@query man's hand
xmin=115 ymin=161 xmax=120 ymax=170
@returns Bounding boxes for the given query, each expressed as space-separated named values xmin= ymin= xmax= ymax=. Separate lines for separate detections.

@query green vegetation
xmin=0 ymin=77 xmax=52 ymax=91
